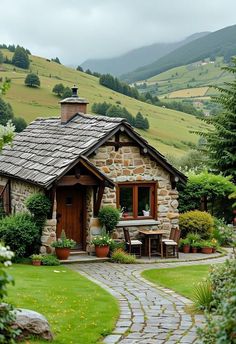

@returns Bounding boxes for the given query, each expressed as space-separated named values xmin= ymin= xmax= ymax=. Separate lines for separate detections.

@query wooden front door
xmin=56 ymin=186 xmax=84 ymax=249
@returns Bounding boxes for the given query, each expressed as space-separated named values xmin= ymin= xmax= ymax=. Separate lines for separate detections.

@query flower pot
xmin=95 ymin=245 xmax=109 ymax=258
xmin=183 ymin=244 xmax=190 ymax=253
xmin=142 ymin=210 xmax=150 ymax=216
xmin=201 ymin=247 xmax=213 ymax=254
xmin=32 ymin=260 xmax=41 ymax=266
xmin=212 ymin=248 xmax=216 ymax=253
xmin=55 ymin=247 xmax=70 ymax=260
xmin=191 ymin=247 xmax=198 ymax=253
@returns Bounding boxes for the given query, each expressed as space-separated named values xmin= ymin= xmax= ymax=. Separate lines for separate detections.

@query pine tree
xmin=135 ymin=112 xmax=146 ymax=129
xmin=12 ymin=46 xmax=30 ymax=69
xmin=202 ymin=58 xmax=236 ymax=181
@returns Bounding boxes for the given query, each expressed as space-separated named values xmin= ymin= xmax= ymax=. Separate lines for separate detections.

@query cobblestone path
xmin=70 ymin=252 xmax=230 ymax=344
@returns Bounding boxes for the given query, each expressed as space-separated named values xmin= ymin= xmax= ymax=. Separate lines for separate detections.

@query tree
xmin=12 ymin=117 xmax=27 ymax=132
xmin=76 ymin=65 xmax=83 ymax=72
xmin=62 ymin=87 xmax=72 ymax=98
xmin=12 ymin=46 xmax=30 ymax=69
xmin=135 ymin=112 xmax=146 ymax=129
xmin=24 ymin=73 xmax=40 ymax=87
xmin=51 ymin=57 xmax=61 ymax=64
xmin=0 ymin=98 xmax=14 ymax=125
xmin=0 ymin=50 xmax=3 ymax=64
xmin=52 ymin=83 xmax=65 ymax=97
xmin=0 ymin=82 xmax=15 ymax=150
xmin=201 ymin=58 xmax=236 ymax=181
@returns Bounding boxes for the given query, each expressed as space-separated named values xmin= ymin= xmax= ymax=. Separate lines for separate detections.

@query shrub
xmin=0 ymin=213 xmax=40 ymax=259
xmin=25 ymin=193 xmax=51 ymax=230
xmin=212 ymin=218 xmax=235 ymax=246
xmin=197 ymin=258 xmax=236 ymax=343
xmin=179 ymin=210 xmax=214 ymax=239
xmin=111 ymin=248 xmax=136 ymax=264
xmin=192 ymin=280 xmax=213 ymax=311
xmin=98 ymin=206 xmax=120 ymax=233
xmin=0 ymin=243 xmax=20 ymax=343
xmin=41 ymin=254 xmax=60 ymax=266
xmin=109 ymin=240 xmax=125 ymax=252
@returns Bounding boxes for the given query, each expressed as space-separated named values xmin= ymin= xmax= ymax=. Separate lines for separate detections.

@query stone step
xmin=60 ymin=255 xmax=110 ymax=264
xmin=70 ymin=250 xmax=88 ymax=256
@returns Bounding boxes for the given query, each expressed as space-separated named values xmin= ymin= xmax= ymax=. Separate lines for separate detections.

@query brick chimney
xmin=60 ymin=85 xmax=89 ymax=124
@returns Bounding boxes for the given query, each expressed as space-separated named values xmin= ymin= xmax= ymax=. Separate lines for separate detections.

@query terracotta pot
xmin=201 ymin=247 xmax=213 ymax=254
xmin=32 ymin=260 xmax=41 ymax=266
xmin=191 ymin=247 xmax=198 ymax=253
xmin=55 ymin=247 xmax=70 ymax=260
xmin=95 ymin=245 xmax=109 ymax=258
xmin=183 ymin=244 xmax=190 ymax=253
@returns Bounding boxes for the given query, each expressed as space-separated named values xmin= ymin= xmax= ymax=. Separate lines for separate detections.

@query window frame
xmin=116 ymin=182 xmax=157 ymax=220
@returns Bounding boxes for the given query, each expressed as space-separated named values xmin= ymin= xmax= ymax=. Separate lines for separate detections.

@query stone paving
xmin=70 ymin=251 xmax=231 ymax=344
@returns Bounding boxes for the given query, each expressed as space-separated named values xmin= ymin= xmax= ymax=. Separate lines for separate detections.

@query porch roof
xmin=0 ymin=112 xmax=186 ymax=188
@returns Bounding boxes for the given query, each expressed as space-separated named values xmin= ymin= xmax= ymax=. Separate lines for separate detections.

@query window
xmin=117 ymin=183 xmax=156 ymax=220
xmin=0 ymin=180 xmax=11 ymax=215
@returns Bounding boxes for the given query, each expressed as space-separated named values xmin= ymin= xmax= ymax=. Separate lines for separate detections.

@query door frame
xmin=56 ymin=185 xmax=87 ymax=251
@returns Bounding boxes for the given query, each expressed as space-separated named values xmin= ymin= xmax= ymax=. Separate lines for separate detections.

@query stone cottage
xmin=0 ymin=86 xmax=186 ymax=253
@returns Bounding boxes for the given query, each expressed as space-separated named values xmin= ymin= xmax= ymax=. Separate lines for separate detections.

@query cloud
xmin=0 ymin=0 xmax=235 ymax=65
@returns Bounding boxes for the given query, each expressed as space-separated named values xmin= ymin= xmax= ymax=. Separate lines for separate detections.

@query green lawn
xmin=6 ymin=264 xmax=119 ymax=344
xmin=142 ymin=265 xmax=211 ymax=300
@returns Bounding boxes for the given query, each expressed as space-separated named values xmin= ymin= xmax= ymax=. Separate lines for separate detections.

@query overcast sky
xmin=0 ymin=0 xmax=235 ymax=65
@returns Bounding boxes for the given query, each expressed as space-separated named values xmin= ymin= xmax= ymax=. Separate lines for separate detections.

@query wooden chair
xmin=163 ymin=228 xmax=181 ymax=258
xmin=123 ymin=228 xmax=142 ymax=257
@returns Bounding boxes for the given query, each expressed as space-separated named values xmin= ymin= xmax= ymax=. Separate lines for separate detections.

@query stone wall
xmin=89 ymin=133 xmax=179 ymax=239
xmin=10 ymin=179 xmax=42 ymax=213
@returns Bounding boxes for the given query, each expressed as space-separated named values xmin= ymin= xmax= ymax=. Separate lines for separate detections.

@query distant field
xmin=167 ymin=86 xmax=209 ymax=98
xmin=137 ymin=57 xmax=233 ymax=101
xmin=0 ymin=49 xmax=210 ymax=157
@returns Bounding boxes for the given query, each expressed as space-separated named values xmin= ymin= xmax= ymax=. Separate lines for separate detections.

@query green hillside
xmin=0 ymin=49 xmax=208 ymax=157
xmin=122 ymin=24 xmax=236 ymax=83
xmin=138 ymin=57 xmax=233 ymax=98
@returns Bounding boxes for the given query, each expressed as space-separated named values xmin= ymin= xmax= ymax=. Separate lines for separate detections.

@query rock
xmin=14 ymin=308 xmax=53 ymax=341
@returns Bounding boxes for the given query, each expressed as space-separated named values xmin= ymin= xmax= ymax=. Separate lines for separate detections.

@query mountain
xmin=0 ymin=49 xmax=208 ymax=158
xmin=80 ymin=32 xmax=209 ymax=76
xmin=121 ymin=24 xmax=236 ymax=83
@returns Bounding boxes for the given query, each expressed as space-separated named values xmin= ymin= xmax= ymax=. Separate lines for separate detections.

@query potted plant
xmin=31 ymin=254 xmax=43 ymax=266
xmin=142 ymin=204 xmax=150 ymax=217
xmin=200 ymin=240 xmax=213 ymax=254
xmin=51 ymin=230 xmax=76 ymax=260
xmin=179 ymin=238 xmax=190 ymax=253
xmin=91 ymin=234 xmax=114 ymax=258
xmin=186 ymin=233 xmax=201 ymax=253
xmin=98 ymin=206 xmax=120 ymax=234
xmin=211 ymin=238 xmax=218 ymax=253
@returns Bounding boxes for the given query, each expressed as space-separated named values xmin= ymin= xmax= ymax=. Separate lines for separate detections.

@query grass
xmin=167 ymin=86 xmax=209 ymax=98
xmin=146 ymin=56 xmax=233 ymax=98
xmin=6 ymin=264 xmax=119 ymax=344
xmin=142 ymin=265 xmax=211 ymax=300
xmin=0 ymin=48 xmax=209 ymax=157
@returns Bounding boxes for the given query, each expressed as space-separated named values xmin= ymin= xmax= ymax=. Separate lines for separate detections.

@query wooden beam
xmin=104 ymin=142 xmax=139 ymax=148
xmin=94 ymin=184 xmax=105 ymax=216
xmin=57 ymin=175 xmax=99 ymax=186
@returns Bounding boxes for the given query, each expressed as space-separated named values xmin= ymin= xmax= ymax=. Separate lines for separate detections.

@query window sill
xmin=117 ymin=219 xmax=160 ymax=227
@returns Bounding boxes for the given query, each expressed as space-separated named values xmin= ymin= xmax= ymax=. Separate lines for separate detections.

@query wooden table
xmin=138 ymin=230 xmax=166 ymax=259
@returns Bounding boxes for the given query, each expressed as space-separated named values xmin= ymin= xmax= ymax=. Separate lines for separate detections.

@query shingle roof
xmin=0 ymin=112 xmax=186 ymax=188
xmin=0 ymin=113 xmax=125 ymax=188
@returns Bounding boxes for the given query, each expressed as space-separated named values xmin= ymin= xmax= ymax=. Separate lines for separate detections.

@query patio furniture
xmin=123 ymin=228 xmax=142 ymax=257
xmin=138 ymin=229 xmax=166 ymax=259
xmin=162 ymin=228 xmax=181 ymax=258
